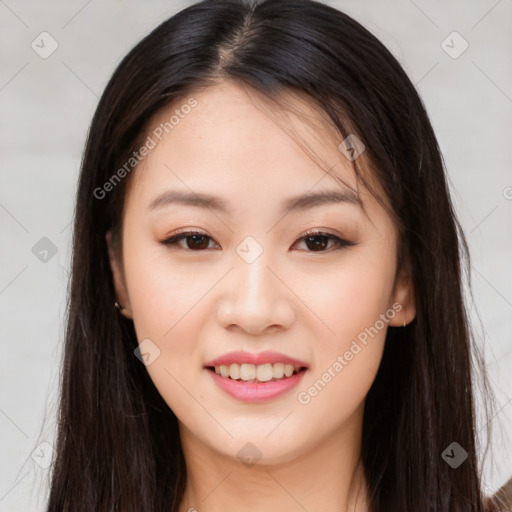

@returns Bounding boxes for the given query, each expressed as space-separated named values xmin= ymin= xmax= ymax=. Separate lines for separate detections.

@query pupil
xmin=188 ymin=234 xmax=208 ymax=250
xmin=306 ymin=235 xmax=327 ymax=251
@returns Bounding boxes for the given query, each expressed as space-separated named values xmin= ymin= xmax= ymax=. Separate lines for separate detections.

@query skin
xmin=107 ymin=80 xmax=416 ymax=512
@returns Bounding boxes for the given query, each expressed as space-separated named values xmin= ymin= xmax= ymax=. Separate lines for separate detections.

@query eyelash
xmin=160 ymin=229 xmax=356 ymax=253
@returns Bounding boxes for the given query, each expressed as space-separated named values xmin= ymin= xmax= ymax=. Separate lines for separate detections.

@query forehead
xmin=124 ymin=81 xmax=380 ymax=216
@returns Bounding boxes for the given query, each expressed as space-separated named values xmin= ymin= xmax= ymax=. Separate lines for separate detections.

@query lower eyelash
xmin=161 ymin=230 xmax=355 ymax=251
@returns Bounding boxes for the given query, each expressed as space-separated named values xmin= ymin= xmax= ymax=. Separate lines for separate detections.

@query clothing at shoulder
xmin=490 ymin=477 xmax=512 ymax=511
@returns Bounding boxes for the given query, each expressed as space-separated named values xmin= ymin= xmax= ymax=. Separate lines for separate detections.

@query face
xmin=107 ymin=80 xmax=415 ymax=466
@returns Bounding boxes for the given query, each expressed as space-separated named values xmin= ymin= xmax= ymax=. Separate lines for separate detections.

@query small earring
xmin=403 ymin=321 xmax=407 ymax=328
xmin=114 ymin=301 xmax=124 ymax=311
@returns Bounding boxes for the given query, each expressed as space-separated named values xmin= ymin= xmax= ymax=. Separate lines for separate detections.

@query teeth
xmin=240 ymin=363 xmax=256 ymax=381
xmin=229 ymin=363 xmax=240 ymax=380
xmin=284 ymin=364 xmax=294 ymax=377
xmin=273 ymin=362 xmax=284 ymax=378
xmin=256 ymin=363 xmax=273 ymax=382
xmin=213 ymin=363 xmax=302 ymax=381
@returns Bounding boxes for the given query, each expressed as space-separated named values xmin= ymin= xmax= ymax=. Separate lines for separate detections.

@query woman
xmin=45 ymin=0 xmax=510 ymax=510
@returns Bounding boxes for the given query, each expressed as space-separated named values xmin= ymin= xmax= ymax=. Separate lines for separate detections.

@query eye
xmin=161 ymin=229 xmax=219 ymax=251
xmin=293 ymin=229 xmax=356 ymax=252
xmin=161 ymin=229 xmax=355 ymax=253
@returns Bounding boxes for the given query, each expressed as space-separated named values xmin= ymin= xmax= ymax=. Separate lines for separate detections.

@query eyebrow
xmin=147 ymin=188 xmax=360 ymax=215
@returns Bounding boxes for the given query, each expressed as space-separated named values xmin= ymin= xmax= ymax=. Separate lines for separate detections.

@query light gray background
xmin=1 ymin=0 xmax=511 ymax=510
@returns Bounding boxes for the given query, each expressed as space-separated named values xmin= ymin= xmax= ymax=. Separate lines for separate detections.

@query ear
xmin=388 ymin=267 xmax=416 ymax=327
xmin=106 ymin=230 xmax=133 ymax=320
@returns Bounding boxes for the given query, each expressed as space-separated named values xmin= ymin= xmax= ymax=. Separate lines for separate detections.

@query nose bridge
xmin=233 ymin=238 xmax=275 ymax=307
xmin=217 ymin=235 xmax=293 ymax=333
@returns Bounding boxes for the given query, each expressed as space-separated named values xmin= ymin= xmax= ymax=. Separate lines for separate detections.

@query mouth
xmin=206 ymin=363 xmax=308 ymax=383
xmin=204 ymin=351 xmax=309 ymax=401
xmin=205 ymin=364 xmax=308 ymax=402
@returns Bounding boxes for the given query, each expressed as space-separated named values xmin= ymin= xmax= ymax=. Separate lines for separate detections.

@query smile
xmin=209 ymin=362 xmax=305 ymax=382
xmin=205 ymin=364 xmax=308 ymax=402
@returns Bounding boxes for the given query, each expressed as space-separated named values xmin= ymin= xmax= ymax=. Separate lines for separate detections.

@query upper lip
xmin=204 ymin=350 xmax=309 ymax=369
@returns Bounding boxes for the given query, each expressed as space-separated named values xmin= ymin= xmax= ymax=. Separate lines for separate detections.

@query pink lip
xmin=204 ymin=350 xmax=309 ymax=403
xmin=204 ymin=350 xmax=308 ymax=369
xmin=207 ymin=368 xmax=307 ymax=402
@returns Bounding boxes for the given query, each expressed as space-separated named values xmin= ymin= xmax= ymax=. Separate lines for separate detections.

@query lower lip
xmin=206 ymin=368 xmax=307 ymax=402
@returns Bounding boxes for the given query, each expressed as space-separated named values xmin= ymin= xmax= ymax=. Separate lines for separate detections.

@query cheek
xmin=292 ymin=288 xmax=390 ymax=442
xmin=124 ymin=240 xmax=209 ymax=339
xmin=120 ymin=246 xmax=203 ymax=402
xmin=123 ymin=248 xmax=214 ymax=420
xmin=290 ymin=247 xmax=395 ymax=428
xmin=291 ymin=243 xmax=396 ymax=348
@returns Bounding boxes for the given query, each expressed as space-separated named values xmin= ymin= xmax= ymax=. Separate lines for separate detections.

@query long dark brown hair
xmin=41 ymin=0 xmax=508 ymax=510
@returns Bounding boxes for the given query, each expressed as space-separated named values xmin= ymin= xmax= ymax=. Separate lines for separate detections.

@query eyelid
xmin=169 ymin=227 xmax=209 ymax=237
xmin=299 ymin=227 xmax=348 ymax=241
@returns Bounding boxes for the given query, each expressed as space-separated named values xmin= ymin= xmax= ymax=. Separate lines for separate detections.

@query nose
xmin=216 ymin=251 xmax=295 ymax=335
